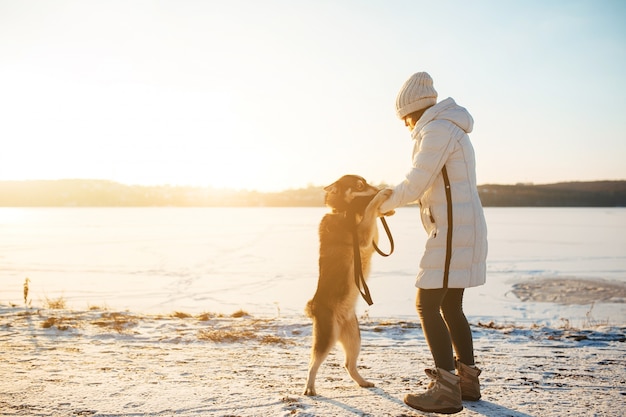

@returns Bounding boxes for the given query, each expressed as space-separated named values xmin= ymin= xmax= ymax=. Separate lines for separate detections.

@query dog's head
xmin=324 ymin=175 xmax=379 ymax=214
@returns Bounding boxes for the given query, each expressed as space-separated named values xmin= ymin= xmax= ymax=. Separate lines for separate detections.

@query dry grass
xmin=476 ymin=321 xmax=517 ymax=330
xmin=41 ymin=316 xmax=73 ymax=331
xmin=92 ymin=312 xmax=138 ymax=333
xmin=197 ymin=316 xmax=293 ymax=345
xmin=23 ymin=277 xmax=30 ymax=306
xmin=15 ymin=301 xmax=291 ymax=343
xmin=231 ymin=309 xmax=249 ymax=318
xmin=197 ymin=328 xmax=257 ymax=343
xmin=196 ymin=328 xmax=292 ymax=345
xmin=259 ymin=334 xmax=294 ymax=346
xmin=14 ymin=301 xmax=295 ymax=345
xmin=582 ymin=303 xmax=610 ymax=328
xmin=44 ymin=296 xmax=67 ymax=310
xmin=166 ymin=311 xmax=233 ymax=321
xmin=197 ymin=312 xmax=213 ymax=321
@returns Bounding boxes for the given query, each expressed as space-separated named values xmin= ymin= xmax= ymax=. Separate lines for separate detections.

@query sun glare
xmin=0 ymin=208 xmax=30 ymax=225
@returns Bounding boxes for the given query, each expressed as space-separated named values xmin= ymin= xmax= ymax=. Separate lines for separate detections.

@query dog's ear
xmin=324 ymin=182 xmax=338 ymax=193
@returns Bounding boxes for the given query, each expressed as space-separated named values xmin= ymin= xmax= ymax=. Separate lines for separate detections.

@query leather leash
xmin=353 ymin=216 xmax=395 ymax=306
xmin=373 ymin=217 xmax=394 ymax=257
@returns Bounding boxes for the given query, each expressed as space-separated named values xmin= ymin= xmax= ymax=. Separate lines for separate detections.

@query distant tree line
xmin=0 ymin=179 xmax=625 ymax=207
xmin=477 ymin=181 xmax=626 ymax=207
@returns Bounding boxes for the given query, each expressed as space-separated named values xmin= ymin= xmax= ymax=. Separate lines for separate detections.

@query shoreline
xmin=1 ymin=303 xmax=625 ymax=416
xmin=8 ymin=275 xmax=626 ymax=326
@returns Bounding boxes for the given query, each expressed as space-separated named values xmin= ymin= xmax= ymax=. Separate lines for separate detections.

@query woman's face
xmin=403 ymin=115 xmax=417 ymax=131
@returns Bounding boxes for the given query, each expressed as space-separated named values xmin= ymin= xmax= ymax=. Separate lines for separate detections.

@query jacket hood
xmin=413 ymin=97 xmax=473 ymax=136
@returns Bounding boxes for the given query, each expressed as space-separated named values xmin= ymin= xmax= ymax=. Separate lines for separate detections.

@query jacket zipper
xmin=442 ymin=165 xmax=453 ymax=289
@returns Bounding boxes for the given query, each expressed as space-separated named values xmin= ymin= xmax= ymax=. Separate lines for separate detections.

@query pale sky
xmin=1 ymin=0 xmax=625 ymax=192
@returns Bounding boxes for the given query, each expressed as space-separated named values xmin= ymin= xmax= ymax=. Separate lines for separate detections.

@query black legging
xmin=416 ymin=288 xmax=474 ymax=371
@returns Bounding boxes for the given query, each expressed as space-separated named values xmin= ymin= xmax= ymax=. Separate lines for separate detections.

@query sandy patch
xmin=511 ymin=278 xmax=626 ymax=305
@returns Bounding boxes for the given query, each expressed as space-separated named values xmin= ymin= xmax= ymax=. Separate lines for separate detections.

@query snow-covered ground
xmin=1 ymin=302 xmax=624 ymax=416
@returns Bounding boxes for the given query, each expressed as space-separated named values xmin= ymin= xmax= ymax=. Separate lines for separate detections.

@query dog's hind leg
xmin=338 ymin=314 xmax=374 ymax=388
xmin=304 ymin=310 xmax=337 ymax=396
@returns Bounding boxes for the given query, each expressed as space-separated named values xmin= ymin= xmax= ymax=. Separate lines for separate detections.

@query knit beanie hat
xmin=395 ymin=72 xmax=438 ymax=119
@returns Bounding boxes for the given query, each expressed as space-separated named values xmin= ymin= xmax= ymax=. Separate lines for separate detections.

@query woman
xmin=378 ymin=72 xmax=488 ymax=414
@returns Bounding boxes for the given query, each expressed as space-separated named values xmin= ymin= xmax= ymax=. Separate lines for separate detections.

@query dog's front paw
xmin=378 ymin=189 xmax=392 ymax=199
xmin=371 ymin=189 xmax=392 ymax=205
xmin=303 ymin=387 xmax=317 ymax=396
xmin=370 ymin=189 xmax=393 ymax=214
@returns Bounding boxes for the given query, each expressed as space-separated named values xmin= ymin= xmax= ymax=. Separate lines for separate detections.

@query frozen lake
xmin=1 ymin=207 xmax=625 ymax=326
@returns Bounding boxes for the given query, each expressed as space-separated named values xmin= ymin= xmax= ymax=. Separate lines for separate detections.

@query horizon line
xmin=1 ymin=177 xmax=625 ymax=193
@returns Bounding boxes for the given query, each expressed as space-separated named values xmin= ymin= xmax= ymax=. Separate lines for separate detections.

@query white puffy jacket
xmin=380 ymin=97 xmax=488 ymax=289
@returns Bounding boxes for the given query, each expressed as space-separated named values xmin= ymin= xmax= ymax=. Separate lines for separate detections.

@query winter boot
xmin=455 ymin=359 xmax=482 ymax=401
xmin=404 ymin=368 xmax=463 ymax=414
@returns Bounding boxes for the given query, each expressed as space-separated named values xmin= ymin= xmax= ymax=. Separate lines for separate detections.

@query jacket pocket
xmin=422 ymin=207 xmax=438 ymax=238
